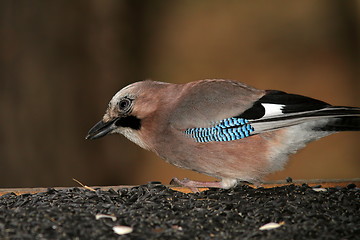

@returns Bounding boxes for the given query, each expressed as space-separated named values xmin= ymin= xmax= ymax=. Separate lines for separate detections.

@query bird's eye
xmin=118 ymin=98 xmax=132 ymax=111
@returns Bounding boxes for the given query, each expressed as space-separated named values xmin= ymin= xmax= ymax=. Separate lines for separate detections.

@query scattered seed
xmin=312 ymin=188 xmax=327 ymax=192
xmin=259 ymin=222 xmax=284 ymax=230
xmin=95 ymin=214 xmax=116 ymax=221
xmin=113 ymin=225 xmax=133 ymax=235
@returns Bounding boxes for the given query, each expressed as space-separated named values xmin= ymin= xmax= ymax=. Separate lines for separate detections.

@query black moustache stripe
xmin=115 ymin=115 xmax=142 ymax=130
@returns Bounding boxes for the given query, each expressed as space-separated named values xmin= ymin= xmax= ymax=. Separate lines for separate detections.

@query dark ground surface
xmin=0 ymin=183 xmax=359 ymax=240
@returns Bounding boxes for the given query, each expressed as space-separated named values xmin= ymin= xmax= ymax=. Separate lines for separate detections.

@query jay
xmin=86 ymin=79 xmax=360 ymax=189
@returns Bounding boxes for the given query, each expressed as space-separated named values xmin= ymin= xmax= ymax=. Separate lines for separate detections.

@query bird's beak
xmin=85 ymin=118 xmax=118 ymax=140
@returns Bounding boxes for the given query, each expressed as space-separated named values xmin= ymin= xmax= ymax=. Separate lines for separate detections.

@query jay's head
xmin=86 ymin=80 xmax=169 ymax=148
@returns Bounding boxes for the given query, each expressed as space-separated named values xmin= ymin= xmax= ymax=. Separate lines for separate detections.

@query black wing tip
xmin=314 ymin=116 xmax=360 ymax=132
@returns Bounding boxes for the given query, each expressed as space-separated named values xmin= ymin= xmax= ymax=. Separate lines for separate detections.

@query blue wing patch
xmin=184 ymin=118 xmax=254 ymax=142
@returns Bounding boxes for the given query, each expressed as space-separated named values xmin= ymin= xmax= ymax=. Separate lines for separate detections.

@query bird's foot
xmin=170 ymin=177 xmax=223 ymax=193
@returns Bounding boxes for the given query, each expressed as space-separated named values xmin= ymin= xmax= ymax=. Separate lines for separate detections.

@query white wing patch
xmin=261 ymin=103 xmax=284 ymax=118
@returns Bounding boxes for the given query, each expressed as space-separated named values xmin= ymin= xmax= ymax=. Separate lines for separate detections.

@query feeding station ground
xmin=0 ymin=179 xmax=359 ymax=239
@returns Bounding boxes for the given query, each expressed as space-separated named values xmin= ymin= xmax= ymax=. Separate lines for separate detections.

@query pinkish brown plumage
xmin=86 ymin=79 xmax=360 ymax=189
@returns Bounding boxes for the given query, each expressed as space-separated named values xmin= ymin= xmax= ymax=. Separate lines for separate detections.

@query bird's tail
xmin=313 ymin=106 xmax=360 ymax=132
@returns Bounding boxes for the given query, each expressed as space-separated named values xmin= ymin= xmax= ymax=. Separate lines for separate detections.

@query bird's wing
xmin=170 ymin=82 xmax=360 ymax=142
xmin=245 ymin=90 xmax=360 ymax=134
xmin=169 ymin=79 xmax=265 ymax=129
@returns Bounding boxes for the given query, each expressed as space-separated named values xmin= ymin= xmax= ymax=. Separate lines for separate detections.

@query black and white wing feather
xmin=238 ymin=90 xmax=360 ymax=134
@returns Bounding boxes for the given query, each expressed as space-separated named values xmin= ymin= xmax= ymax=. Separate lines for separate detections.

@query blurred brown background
xmin=0 ymin=1 xmax=359 ymax=188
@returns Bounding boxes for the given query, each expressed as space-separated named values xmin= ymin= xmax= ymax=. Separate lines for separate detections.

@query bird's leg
xmin=170 ymin=177 xmax=223 ymax=193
